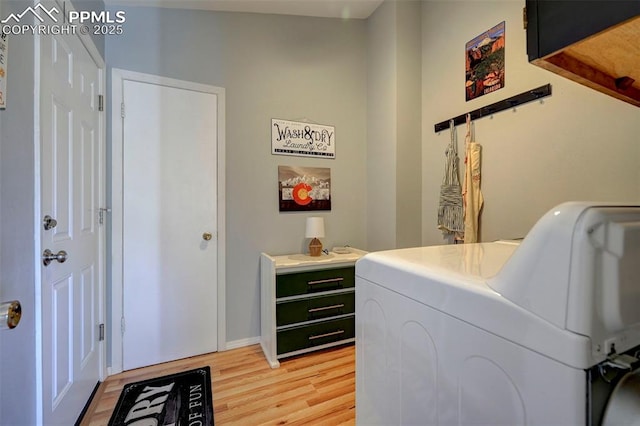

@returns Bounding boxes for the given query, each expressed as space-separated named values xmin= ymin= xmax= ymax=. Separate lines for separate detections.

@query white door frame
xmin=110 ymin=68 xmax=226 ymax=374
xmin=34 ymin=6 xmax=107 ymax=422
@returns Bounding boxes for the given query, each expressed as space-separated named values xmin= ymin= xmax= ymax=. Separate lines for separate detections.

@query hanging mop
xmin=437 ymin=119 xmax=464 ymax=237
xmin=462 ymin=114 xmax=484 ymax=243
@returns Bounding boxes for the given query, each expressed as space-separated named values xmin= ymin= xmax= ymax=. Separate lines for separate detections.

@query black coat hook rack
xmin=434 ymin=84 xmax=552 ymax=133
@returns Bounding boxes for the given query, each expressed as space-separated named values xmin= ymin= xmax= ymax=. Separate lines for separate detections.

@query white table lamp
xmin=305 ymin=217 xmax=325 ymax=256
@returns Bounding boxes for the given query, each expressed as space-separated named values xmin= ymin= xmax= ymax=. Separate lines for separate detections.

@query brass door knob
xmin=0 ymin=300 xmax=21 ymax=330
xmin=202 ymin=232 xmax=213 ymax=241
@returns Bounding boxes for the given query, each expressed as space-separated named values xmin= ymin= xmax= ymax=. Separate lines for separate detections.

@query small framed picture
xmin=278 ymin=166 xmax=331 ymax=212
xmin=465 ymin=21 xmax=505 ymax=101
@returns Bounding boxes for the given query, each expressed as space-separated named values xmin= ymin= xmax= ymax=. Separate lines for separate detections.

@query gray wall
xmin=106 ymin=7 xmax=368 ymax=344
xmin=394 ymin=1 xmax=422 ymax=249
xmin=71 ymin=0 xmax=106 ymax=57
xmin=421 ymin=1 xmax=640 ymax=245
xmin=366 ymin=0 xmax=398 ymax=251
xmin=366 ymin=0 xmax=422 ymax=252
xmin=0 ymin=2 xmax=37 ymax=423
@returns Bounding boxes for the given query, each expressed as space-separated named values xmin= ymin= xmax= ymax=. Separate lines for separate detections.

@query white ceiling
xmin=102 ymin=0 xmax=384 ymax=19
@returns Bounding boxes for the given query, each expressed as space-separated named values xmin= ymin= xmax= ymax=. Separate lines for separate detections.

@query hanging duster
xmin=462 ymin=114 xmax=484 ymax=243
xmin=437 ymin=120 xmax=464 ymax=237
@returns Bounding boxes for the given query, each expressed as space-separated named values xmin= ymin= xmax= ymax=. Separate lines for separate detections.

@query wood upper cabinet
xmin=526 ymin=0 xmax=640 ymax=107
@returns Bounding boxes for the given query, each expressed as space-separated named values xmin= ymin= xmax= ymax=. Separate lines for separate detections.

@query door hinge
xmin=522 ymin=7 xmax=527 ymax=30
xmin=99 ymin=323 xmax=105 ymax=341
xmin=121 ymin=317 xmax=126 ymax=334
xmin=98 ymin=207 xmax=111 ymax=225
xmin=98 ymin=94 xmax=104 ymax=111
xmin=121 ymin=102 xmax=125 ymax=118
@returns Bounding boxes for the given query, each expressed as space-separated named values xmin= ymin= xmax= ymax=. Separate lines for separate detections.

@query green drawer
xmin=277 ymin=316 xmax=355 ymax=355
xmin=276 ymin=266 xmax=355 ymax=298
xmin=276 ymin=292 xmax=355 ymax=327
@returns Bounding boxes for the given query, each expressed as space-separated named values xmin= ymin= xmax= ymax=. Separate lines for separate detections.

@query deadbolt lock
xmin=43 ymin=215 xmax=58 ymax=231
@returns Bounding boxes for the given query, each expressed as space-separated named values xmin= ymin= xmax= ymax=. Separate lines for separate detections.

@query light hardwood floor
xmin=80 ymin=344 xmax=355 ymax=425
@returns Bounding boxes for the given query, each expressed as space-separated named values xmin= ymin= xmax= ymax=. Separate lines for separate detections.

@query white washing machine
xmin=356 ymin=202 xmax=640 ymax=425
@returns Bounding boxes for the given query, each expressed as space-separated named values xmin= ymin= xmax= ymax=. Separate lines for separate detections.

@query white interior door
xmin=121 ymin=80 xmax=219 ymax=371
xmin=40 ymin=19 xmax=104 ymax=425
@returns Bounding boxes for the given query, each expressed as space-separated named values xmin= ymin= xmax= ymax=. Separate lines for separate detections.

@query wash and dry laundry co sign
xmin=272 ymin=119 xmax=335 ymax=159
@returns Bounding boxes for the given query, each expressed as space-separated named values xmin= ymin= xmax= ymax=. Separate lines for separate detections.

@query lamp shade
xmin=305 ymin=217 xmax=325 ymax=238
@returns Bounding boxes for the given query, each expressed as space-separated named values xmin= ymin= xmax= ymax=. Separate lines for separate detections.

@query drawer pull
xmin=307 ymin=277 xmax=344 ymax=286
xmin=308 ymin=304 xmax=344 ymax=313
xmin=309 ymin=329 xmax=345 ymax=340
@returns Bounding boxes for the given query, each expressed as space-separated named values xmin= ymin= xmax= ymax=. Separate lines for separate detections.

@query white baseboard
xmin=225 ymin=336 xmax=260 ymax=350
xmin=105 ymin=337 xmax=261 ymax=375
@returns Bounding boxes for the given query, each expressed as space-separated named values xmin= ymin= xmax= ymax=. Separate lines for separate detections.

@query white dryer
xmin=355 ymin=202 xmax=640 ymax=425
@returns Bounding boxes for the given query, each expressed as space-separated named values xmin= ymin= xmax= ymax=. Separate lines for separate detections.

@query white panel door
xmin=40 ymin=22 xmax=104 ymax=425
xmin=122 ymin=80 xmax=218 ymax=370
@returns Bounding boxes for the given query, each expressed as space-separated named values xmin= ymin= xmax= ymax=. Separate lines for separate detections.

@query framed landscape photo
xmin=278 ymin=166 xmax=331 ymax=212
xmin=465 ymin=21 xmax=505 ymax=101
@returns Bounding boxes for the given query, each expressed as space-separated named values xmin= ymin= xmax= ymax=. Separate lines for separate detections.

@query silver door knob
xmin=42 ymin=249 xmax=68 ymax=266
